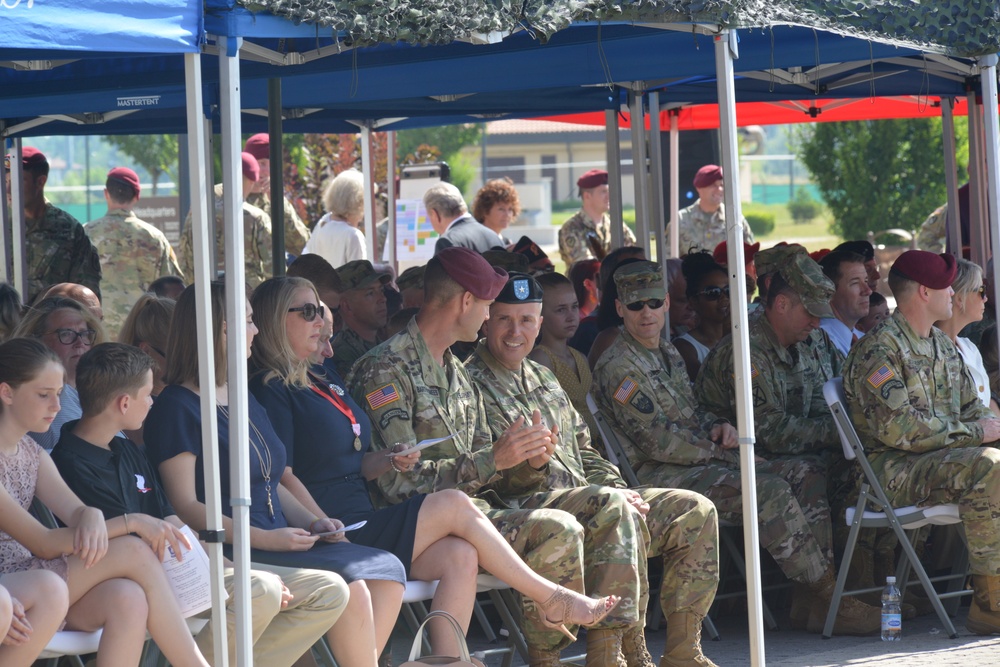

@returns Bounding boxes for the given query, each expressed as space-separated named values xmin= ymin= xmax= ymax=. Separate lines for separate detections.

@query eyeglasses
xmin=697 ymin=286 xmax=731 ymax=301
xmin=46 ymin=328 xmax=96 ymax=345
xmin=288 ymin=303 xmax=325 ymax=322
xmin=625 ymin=299 xmax=665 ymax=312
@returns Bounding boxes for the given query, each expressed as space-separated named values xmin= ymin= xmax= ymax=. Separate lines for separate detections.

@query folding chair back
xmin=821 ymin=377 xmax=970 ymax=638
xmin=586 ymin=393 xmax=639 ymax=486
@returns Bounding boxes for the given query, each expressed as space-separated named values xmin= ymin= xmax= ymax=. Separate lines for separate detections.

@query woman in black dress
xmin=248 ymin=276 xmax=620 ymax=658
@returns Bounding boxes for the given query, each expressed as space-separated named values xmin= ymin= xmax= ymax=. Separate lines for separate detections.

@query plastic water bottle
xmin=881 ymin=575 xmax=902 ymax=641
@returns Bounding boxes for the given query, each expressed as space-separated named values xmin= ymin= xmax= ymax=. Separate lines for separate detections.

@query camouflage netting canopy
xmin=233 ymin=0 xmax=1000 ymax=56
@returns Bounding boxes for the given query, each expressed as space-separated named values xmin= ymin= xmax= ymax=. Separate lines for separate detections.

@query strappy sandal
xmin=537 ymin=586 xmax=621 ymax=641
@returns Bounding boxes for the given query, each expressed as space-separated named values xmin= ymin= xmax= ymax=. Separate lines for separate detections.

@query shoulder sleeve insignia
xmin=366 ymin=383 xmax=400 ymax=410
xmin=867 ymin=364 xmax=895 ymax=389
xmin=614 ymin=377 xmax=639 ymax=405
xmin=750 ymin=364 xmax=760 ymax=379
xmin=629 ymin=391 xmax=654 ymax=414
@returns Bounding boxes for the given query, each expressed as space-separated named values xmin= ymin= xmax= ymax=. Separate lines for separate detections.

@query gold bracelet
xmin=123 ymin=513 xmax=131 ymax=535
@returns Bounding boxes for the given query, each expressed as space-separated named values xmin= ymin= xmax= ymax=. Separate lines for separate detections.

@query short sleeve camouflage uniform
xmin=24 ymin=203 xmax=102 ymax=304
xmin=468 ymin=343 xmax=719 ymax=624
xmin=179 ymin=184 xmax=273 ymax=287
xmin=595 ymin=329 xmax=831 ymax=584
xmin=246 ymin=191 xmax=311 ymax=256
xmin=85 ymin=209 xmax=183 ymax=337
xmin=558 ymin=210 xmax=636 ymax=267
xmin=844 ymin=310 xmax=1000 ymax=575
xmin=672 ymin=200 xmax=754 ymax=255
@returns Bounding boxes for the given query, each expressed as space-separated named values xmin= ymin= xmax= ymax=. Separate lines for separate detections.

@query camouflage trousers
xmin=870 ymin=446 xmax=1000 ymax=575
xmin=638 ymin=487 xmax=719 ymax=619
xmin=638 ymin=457 xmax=832 ymax=585
xmin=487 ymin=485 xmax=646 ymax=651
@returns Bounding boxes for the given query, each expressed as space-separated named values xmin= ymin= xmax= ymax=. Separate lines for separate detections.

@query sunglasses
xmin=288 ymin=303 xmax=325 ymax=322
xmin=47 ymin=328 xmax=97 ymax=345
xmin=697 ymin=286 xmax=731 ymax=301
xmin=625 ymin=298 xmax=665 ymax=312
xmin=976 ymin=285 xmax=987 ymax=299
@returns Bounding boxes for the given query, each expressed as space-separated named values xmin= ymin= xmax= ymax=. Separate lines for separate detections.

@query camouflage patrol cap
xmin=337 ymin=260 xmax=391 ymax=291
xmin=396 ymin=265 xmax=426 ymax=291
xmin=482 ymin=249 xmax=529 ymax=273
xmin=614 ymin=261 xmax=665 ymax=305
xmin=754 ymin=243 xmax=806 ymax=277
xmin=776 ymin=252 xmax=835 ymax=318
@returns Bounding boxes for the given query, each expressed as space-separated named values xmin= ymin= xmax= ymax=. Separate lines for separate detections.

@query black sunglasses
xmin=697 ymin=286 xmax=731 ymax=301
xmin=288 ymin=303 xmax=325 ymax=322
xmin=625 ymin=298 xmax=665 ymax=312
xmin=47 ymin=328 xmax=97 ymax=345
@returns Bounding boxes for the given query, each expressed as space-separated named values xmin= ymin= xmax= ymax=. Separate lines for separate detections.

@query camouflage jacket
xmin=557 ymin=209 xmax=636 ymax=267
xmin=178 ymin=184 xmax=273 ymax=287
xmin=347 ymin=317 xmax=499 ymax=506
xmin=592 ymin=329 xmax=735 ymax=475
xmin=696 ymin=313 xmax=839 ymax=457
xmin=24 ymin=202 xmax=102 ymax=303
xmin=843 ymin=310 xmax=991 ymax=455
xmin=672 ymin=201 xmax=754 ymax=255
xmin=245 ymin=191 xmax=311 ymax=256
xmin=85 ymin=208 xmax=183 ymax=336
xmin=466 ymin=342 xmax=624 ymax=502
xmin=331 ymin=326 xmax=382 ymax=379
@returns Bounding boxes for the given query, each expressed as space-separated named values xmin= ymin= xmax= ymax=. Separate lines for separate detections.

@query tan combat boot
xmin=585 ymin=628 xmax=626 ymax=667
xmin=967 ymin=574 xmax=1000 ymax=635
xmin=788 ymin=582 xmax=812 ymax=630
xmin=527 ymin=646 xmax=564 ymax=667
xmin=805 ymin=569 xmax=882 ymax=635
xmin=659 ymin=612 xmax=718 ymax=667
xmin=621 ymin=623 xmax=655 ymax=667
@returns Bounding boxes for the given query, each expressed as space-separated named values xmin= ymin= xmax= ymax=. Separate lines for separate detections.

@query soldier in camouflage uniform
xmin=178 ymin=153 xmax=273 ymax=287
xmin=348 ymin=248 xmax=643 ymax=667
xmin=6 ymin=147 xmax=102 ymax=304
xmin=85 ymin=167 xmax=183 ymax=338
xmin=558 ymin=170 xmax=636 ymax=267
xmin=844 ymin=250 xmax=1000 ymax=635
xmin=670 ymin=165 xmax=753 ymax=256
xmin=330 ymin=260 xmax=390 ymax=378
xmin=243 ymin=133 xmax=311 ymax=256
xmin=595 ymin=261 xmax=882 ymax=635
xmin=468 ymin=271 xmax=720 ymax=667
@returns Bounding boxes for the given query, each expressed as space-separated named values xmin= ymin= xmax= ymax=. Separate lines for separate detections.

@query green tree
xmin=396 ymin=125 xmax=483 ymax=165
xmin=792 ymin=118 xmax=966 ymax=240
xmin=105 ymin=135 xmax=178 ymax=195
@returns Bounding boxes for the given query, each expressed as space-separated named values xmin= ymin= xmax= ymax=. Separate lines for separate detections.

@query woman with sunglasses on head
xmin=674 ymin=253 xmax=731 ymax=381
xmin=12 ymin=297 xmax=106 ymax=452
xmin=935 ymin=258 xmax=1000 ymax=415
xmin=248 ymin=277 xmax=620 ymax=662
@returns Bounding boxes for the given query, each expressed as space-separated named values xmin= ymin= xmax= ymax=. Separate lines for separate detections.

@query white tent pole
xmin=360 ymin=123 xmax=378 ymax=262
xmin=184 ymin=50 xmax=229 ymax=667
xmin=978 ymin=56 xmax=1000 ymax=372
xmin=941 ymin=97 xmax=961 ymax=257
xmin=649 ymin=91 xmax=666 ymax=266
xmin=715 ymin=29 xmax=765 ymax=667
xmin=967 ymin=88 xmax=986 ymax=267
xmin=669 ymin=111 xmax=680 ymax=258
xmin=387 ymin=130 xmax=398 ymax=269
xmin=219 ymin=36 xmax=254 ymax=667
xmin=606 ymin=108 xmax=625 ymax=248
xmin=0 ymin=144 xmax=10 ymax=284
xmin=629 ymin=91 xmax=649 ymax=249
xmin=205 ymin=117 xmax=218 ymax=276
xmin=8 ymin=140 xmax=26 ymax=297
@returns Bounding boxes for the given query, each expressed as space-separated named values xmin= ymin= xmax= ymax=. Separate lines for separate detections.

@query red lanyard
xmin=308 ymin=373 xmax=362 ymax=448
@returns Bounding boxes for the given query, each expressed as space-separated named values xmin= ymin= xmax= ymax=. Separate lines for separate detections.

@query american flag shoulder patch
xmin=614 ymin=377 xmax=639 ymax=405
xmin=366 ymin=384 xmax=400 ymax=410
xmin=750 ymin=364 xmax=760 ymax=379
xmin=867 ymin=364 xmax=895 ymax=389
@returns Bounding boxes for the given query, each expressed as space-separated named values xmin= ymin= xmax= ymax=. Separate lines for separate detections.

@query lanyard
xmin=308 ymin=373 xmax=363 ymax=450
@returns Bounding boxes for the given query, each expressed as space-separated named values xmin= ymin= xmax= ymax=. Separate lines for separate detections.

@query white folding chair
xmin=37 ymin=629 xmax=103 ymax=667
xmin=821 ymin=377 xmax=971 ymax=639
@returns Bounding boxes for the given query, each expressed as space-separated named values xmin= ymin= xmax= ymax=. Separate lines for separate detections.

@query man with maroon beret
xmin=844 ymin=249 xmax=1000 ymax=635
xmin=558 ymin=169 xmax=636 ymax=267
xmin=243 ymin=133 xmax=311 ymax=255
xmin=672 ymin=164 xmax=753 ymax=256
xmin=5 ymin=146 xmax=102 ymax=304
xmin=349 ymin=247 xmax=635 ymax=666
xmin=85 ymin=167 xmax=183 ymax=337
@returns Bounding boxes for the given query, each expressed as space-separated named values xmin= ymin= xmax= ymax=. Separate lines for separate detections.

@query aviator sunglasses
xmin=696 ymin=285 xmax=731 ymax=301
xmin=625 ymin=299 xmax=665 ymax=312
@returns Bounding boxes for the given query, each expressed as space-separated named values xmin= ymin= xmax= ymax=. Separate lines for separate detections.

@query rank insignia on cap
xmin=366 ymin=384 xmax=400 ymax=410
xmin=867 ymin=365 xmax=895 ymax=389
xmin=513 ymin=279 xmax=529 ymax=300
xmin=614 ymin=377 xmax=638 ymax=405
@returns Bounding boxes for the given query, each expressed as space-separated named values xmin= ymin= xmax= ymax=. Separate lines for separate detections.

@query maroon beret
xmin=241 ymin=152 xmax=260 ymax=182
xmin=713 ymin=240 xmax=760 ymax=267
xmin=437 ymin=247 xmax=508 ymax=300
xmin=693 ymin=164 xmax=723 ymax=189
xmin=809 ymin=248 xmax=832 ymax=263
xmin=890 ymin=250 xmax=957 ymax=290
xmin=107 ymin=167 xmax=141 ymax=198
xmin=244 ymin=133 xmax=270 ymax=161
xmin=20 ymin=146 xmax=48 ymax=169
xmin=576 ymin=169 xmax=608 ymax=190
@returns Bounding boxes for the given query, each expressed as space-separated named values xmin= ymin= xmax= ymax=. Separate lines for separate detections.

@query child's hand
xmin=74 ymin=507 xmax=109 ymax=568
xmin=2 ymin=598 xmax=31 ymax=646
xmin=132 ymin=514 xmax=192 ymax=562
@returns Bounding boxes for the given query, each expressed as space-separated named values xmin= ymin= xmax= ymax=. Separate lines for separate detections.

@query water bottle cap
xmin=887 ymin=576 xmax=896 ymax=583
